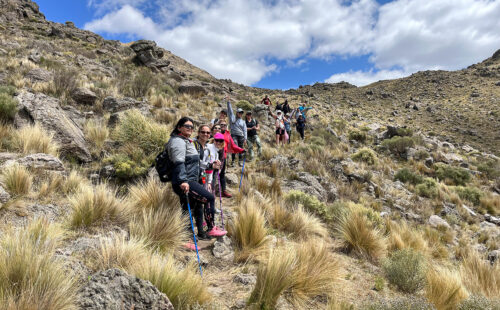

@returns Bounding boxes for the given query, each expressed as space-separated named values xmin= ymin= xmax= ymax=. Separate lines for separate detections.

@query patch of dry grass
xmin=62 ymin=170 xmax=88 ymax=195
xmin=90 ymin=234 xmax=150 ymax=272
xmin=459 ymin=251 xmax=500 ymax=298
xmin=1 ymin=163 xmax=32 ymax=196
xmin=84 ymin=119 xmax=109 ymax=150
xmin=12 ymin=124 xmax=59 ymax=156
xmin=128 ymin=176 xmax=178 ymax=211
xmin=269 ymin=203 xmax=328 ymax=241
xmin=425 ymin=266 xmax=468 ymax=310
xmin=386 ymin=220 xmax=428 ymax=255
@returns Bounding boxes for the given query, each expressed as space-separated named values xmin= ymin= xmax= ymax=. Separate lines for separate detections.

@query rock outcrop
xmin=14 ymin=92 xmax=91 ymax=162
xmin=130 ymin=40 xmax=170 ymax=72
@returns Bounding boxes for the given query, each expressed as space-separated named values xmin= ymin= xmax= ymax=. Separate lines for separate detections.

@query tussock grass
xmin=129 ymin=207 xmax=188 ymax=253
xmin=67 ymin=184 xmax=131 ymax=229
xmin=338 ymin=209 xmax=387 ymax=262
xmin=228 ymin=198 xmax=269 ymax=261
xmin=131 ymin=254 xmax=211 ymax=309
xmin=425 ymin=266 xmax=468 ymax=310
xmin=62 ymin=170 xmax=88 ymax=195
xmin=0 ymin=123 xmax=13 ymax=150
xmin=91 ymin=234 xmax=150 ymax=271
xmin=38 ymin=172 xmax=64 ymax=199
xmin=423 ymin=226 xmax=451 ymax=260
xmin=1 ymin=163 xmax=32 ymax=196
xmin=0 ymin=220 xmax=77 ymax=310
xmin=84 ymin=119 xmax=109 ymax=150
xmin=459 ymin=251 xmax=500 ymax=298
xmin=270 ymin=203 xmax=328 ymax=240
xmin=12 ymin=123 xmax=59 ymax=156
xmin=128 ymin=177 xmax=178 ymax=211
xmin=386 ymin=220 xmax=428 ymax=255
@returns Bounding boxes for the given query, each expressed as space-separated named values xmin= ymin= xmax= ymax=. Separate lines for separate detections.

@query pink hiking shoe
xmin=183 ymin=242 xmax=199 ymax=251
xmin=207 ymin=226 xmax=227 ymax=237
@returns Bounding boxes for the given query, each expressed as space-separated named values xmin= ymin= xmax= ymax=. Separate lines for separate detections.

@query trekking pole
xmin=239 ymin=153 xmax=246 ymax=192
xmin=186 ymin=193 xmax=203 ymax=276
xmin=217 ymin=169 xmax=224 ymax=229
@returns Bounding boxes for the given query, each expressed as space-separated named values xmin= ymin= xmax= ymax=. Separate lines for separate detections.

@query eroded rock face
xmin=72 ymin=88 xmax=97 ymax=105
xmin=178 ymin=80 xmax=209 ymax=97
xmin=0 ymin=185 xmax=11 ymax=204
xmin=77 ymin=268 xmax=174 ymax=310
xmin=14 ymin=92 xmax=91 ymax=162
xmin=3 ymin=153 xmax=65 ymax=171
xmin=130 ymin=40 xmax=170 ymax=72
xmin=25 ymin=68 xmax=53 ymax=82
xmin=282 ymin=172 xmax=327 ymax=201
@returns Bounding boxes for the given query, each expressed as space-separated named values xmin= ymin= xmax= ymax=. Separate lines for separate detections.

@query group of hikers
xmin=161 ymin=95 xmax=313 ymax=251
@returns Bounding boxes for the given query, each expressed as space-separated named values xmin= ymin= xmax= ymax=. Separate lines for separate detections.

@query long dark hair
xmin=171 ymin=116 xmax=194 ymax=136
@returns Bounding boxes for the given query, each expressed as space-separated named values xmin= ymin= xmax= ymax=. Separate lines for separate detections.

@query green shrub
xmin=105 ymin=153 xmax=151 ymax=179
xmin=0 ymin=93 xmax=17 ymax=122
xmin=374 ymin=276 xmax=385 ymax=291
xmin=236 ymin=100 xmax=254 ymax=111
xmin=414 ymin=149 xmax=430 ymax=161
xmin=363 ymin=297 xmax=436 ymax=310
xmin=415 ymin=178 xmax=438 ymax=198
xmin=435 ymin=163 xmax=471 ymax=186
xmin=458 ymin=295 xmax=500 ymax=310
xmin=383 ymin=249 xmax=426 ymax=293
xmin=352 ymin=147 xmax=378 ymax=165
xmin=348 ymin=130 xmax=367 ymax=143
xmin=128 ymin=68 xmax=157 ymax=98
xmin=0 ymin=85 xmax=17 ymax=96
xmin=394 ymin=168 xmax=424 ymax=185
xmin=309 ymin=136 xmax=326 ymax=146
xmin=452 ymin=186 xmax=483 ymax=206
xmin=477 ymin=159 xmax=500 ymax=179
xmin=161 ymin=84 xmax=176 ymax=97
xmin=382 ymin=136 xmax=415 ymax=157
xmin=396 ymin=127 xmax=413 ymax=137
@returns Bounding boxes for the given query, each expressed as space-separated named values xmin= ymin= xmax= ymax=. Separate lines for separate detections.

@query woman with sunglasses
xmin=194 ymin=125 xmax=226 ymax=238
xmin=166 ymin=117 xmax=216 ymax=250
xmin=215 ymin=120 xmax=245 ymax=198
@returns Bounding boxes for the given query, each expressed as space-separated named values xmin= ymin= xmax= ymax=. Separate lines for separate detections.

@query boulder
xmin=25 ymin=68 xmax=52 ymax=82
xmin=283 ymin=172 xmax=327 ymax=201
xmin=3 ymin=153 xmax=64 ymax=171
xmin=178 ymin=81 xmax=208 ymax=97
xmin=428 ymin=215 xmax=450 ymax=229
xmin=28 ymin=50 xmax=41 ymax=63
xmin=130 ymin=40 xmax=170 ymax=71
xmin=441 ymin=152 xmax=464 ymax=163
xmin=212 ymin=236 xmax=234 ymax=261
xmin=77 ymin=268 xmax=174 ymax=310
xmin=72 ymin=87 xmax=97 ymax=105
xmin=233 ymin=273 xmax=256 ymax=286
xmin=485 ymin=214 xmax=500 ymax=226
xmin=102 ymin=96 xmax=141 ymax=113
xmin=225 ymin=173 xmax=239 ymax=185
xmin=14 ymin=92 xmax=91 ymax=162
xmin=488 ymin=250 xmax=500 ymax=264
xmin=0 ymin=185 xmax=10 ymax=204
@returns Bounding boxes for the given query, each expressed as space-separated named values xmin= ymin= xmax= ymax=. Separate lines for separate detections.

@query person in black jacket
xmin=296 ymin=113 xmax=306 ymax=140
xmin=282 ymin=99 xmax=291 ymax=115
xmin=167 ymin=117 xmax=215 ymax=248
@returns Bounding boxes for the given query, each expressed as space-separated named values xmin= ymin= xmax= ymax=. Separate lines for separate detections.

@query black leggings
xmin=297 ymin=127 xmax=305 ymax=140
xmin=172 ymin=181 xmax=215 ymax=234
xmin=231 ymin=135 xmax=245 ymax=162
xmin=219 ymin=158 xmax=227 ymax=192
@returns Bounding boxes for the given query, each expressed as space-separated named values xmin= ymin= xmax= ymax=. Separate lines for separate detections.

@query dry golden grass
xmin=131 ymin=254 xmax=211 ymax=310
xmin=338 ymin=210 xmax=387 ymax=262
xmin=270 ymin=203 xmax=328 ymax=241
xmin=12 ymin=124 xmax=59 ymax=156
xmin=0 ymin=220 xmax=77 ymax=310
xmin=459 ymin=251 xmax=500 ymax=298
xmin=386 ymin=220 xmax=428 ymax=255
xmin=479 ymin=194 xmax=500 ymax=216
xmin=1 ymin=163 xmax=32 ymax=196
xmin=90 ymin=234 xmax=150 ymax=271
xmin=228 ymin=198 xmax=269 ymax=262
xmin=67 ymin=184 xmax=131 ymax=229
xmin=129 ymin=207 xmax=188 ymax=253
xmin=37 ymin=172 xmax=64 ymax=199
xmin=425 ymin=266 xmax=468 ymax=310
xmin=423 ymin=226 xmax=451 ymax=260
xmin=0 ymin=123 xmax=12 ymax=150
xmin=62 ymin=170 xmax=88 ymax=195
xmin=84 ymin=119 xmax=109 ymax=150
xmin=128 ymin=176 xmax=178 ymax=212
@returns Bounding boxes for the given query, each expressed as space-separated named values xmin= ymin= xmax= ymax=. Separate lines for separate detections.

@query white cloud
xmin=325 ymin=69 xmax=409 ymax=86
xmin=85 ymin=0 xmax=500 ymax=86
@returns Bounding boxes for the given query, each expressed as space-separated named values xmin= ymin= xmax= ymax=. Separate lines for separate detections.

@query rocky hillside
xmin=0 ymin=1 xmax=499 ymax=309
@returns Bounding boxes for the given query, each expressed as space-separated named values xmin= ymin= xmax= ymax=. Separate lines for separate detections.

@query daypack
xmin=154 ymin=146 xmax=173 ymax=182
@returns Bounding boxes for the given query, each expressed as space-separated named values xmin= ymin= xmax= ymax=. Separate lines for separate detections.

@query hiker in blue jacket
xmin=227 ymin=97 xmax=247 ymax=167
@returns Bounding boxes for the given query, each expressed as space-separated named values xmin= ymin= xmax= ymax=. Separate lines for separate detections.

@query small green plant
xmin=236 ymin=100 xmax=254 ymax=111
xmin=458 ymin=295 xmax=500 ymax=310
xmin=435 ymin=163 xmax=471 ymax=186
xmin=476 ymin=159 xmax=500 ymax=179
xmin=394 ymin=168 xmax=424 ymax=185
xmin=396 ymin=127 xmax=413 ymax=137
xmin=352 ymin=147 xmax=378 ymax=165
xmin=374 ymin=276 xmax=385 ymax=291
xmin=382 ymin=136 xmax=415 ymax=157
xmin=53 ymin=68 xmax=78 ymax=98
xmin=363 ymin=297 xmax=436 ymax=310
xmin=452 ymin=186 xmax=483 ymax=206
xmin=105 ymin=153 xmax=151 ymax=179
xmin=383 ymin=249 xmax=426 ymax=293
xmin=0 ymin=92 xmax=17 ymax=122
xmin=415 ymin=178 xmax=438 ymax=198
xmin=349 ymin=130 xmax=367 ymax=143
xmin=128 ymin=67 xmax=157 ymax=98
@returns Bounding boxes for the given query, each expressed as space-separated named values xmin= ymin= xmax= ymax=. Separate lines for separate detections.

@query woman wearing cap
xmin=166 ymin=117 xmax=216 ymax=250
xmin=216 ymin=119 xmax=245 ymax=198
xmin=194 ymin=125 xmax=226 ymax=238
xmin=270 ymin=110 xmax=286 ymax=146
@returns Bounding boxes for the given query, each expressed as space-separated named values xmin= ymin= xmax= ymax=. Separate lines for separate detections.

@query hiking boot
xmin=208 ymin=226 xmax=227 ymax=237
xmin=197 ymin=231 xmax=211 ymax=240
xmin=222 ymin=191 xmax=232 ymax=198
xmin=183 ymin=242 xmax=199 ymax=251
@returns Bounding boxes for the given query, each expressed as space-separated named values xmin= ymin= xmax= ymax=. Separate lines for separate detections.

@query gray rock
xmin=425 ymin=157 xmax=434 ymax=167
xmin=77 ymin=268 xmax=174 ymax=310
xmin=485 ymin=214 xmax=500 ymax=226
xmin=428 ymin=215 xmax=450 ymax=229
xmin=102 ymin=96 xmax=141 ymax=113
xmin=0 ymin=185 xmax=11 ymax=204
xmin=462 ymin=205 xmax=477 ymax=217
xmin=232 ymin=299 xmax=247 ymax=309
xmin=25 ymin=68 xmax=53 ymax=82
xmin=178 ymin=80 xmax=208 ymax=97
xmin=212 ymin=236 xmax=234 ymax=261
xmin=488 ymin=250 xmax=500 ymax=264
xmin=72 ymin=87 xmax=97 ymax=105
xmin=14 ymin=92 xmax=91 ymax=162
xmin=0 ymin=152 xmax=18 ymax=164
xmin=233 ymin=273 xmax=256 ymax=285
xmin=225 ymin=173 xmax=239 ymax=185
xmin=495 ymin=81 xmax=500 ymax=87
xmin=283 ymin=172 xmax=327 ymax=201
xmin=28 ymin=50 xmax=41 ymax=63
xmin=130 ymin=40 xmax=170 ymax=71
xmin=4 ymin=153 xmax=65 ymax=171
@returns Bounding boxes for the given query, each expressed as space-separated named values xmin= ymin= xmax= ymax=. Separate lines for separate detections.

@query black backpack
xmin=154 ymin=146 xmax=173 ymax=182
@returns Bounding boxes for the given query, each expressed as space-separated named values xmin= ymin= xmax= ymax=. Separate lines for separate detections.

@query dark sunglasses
xmin=182 ymin=124 xmax=194 ymax=129
xmin=213 ymin=127 xmax=221 ymax=130
xmin=220 ymin=124 xmax=227 ymax=127
xmin=215 ymin=139 xmax=224 ymax=143
xmin=200 ymin=131 xmax=211 ymax=135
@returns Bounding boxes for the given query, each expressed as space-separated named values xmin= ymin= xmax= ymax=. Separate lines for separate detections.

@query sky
xmin=36 ymin=0 xmax=500 ymax=90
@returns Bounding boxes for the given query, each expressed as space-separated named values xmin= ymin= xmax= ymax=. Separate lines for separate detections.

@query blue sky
xmin=36 ymin=0 xmax=500 ymax=90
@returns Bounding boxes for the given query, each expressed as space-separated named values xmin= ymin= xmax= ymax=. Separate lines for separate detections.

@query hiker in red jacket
xmin=261 ymin=95 xmax=271 ymax=106
xmin=216 ymin=119 xmax=245 ymax=198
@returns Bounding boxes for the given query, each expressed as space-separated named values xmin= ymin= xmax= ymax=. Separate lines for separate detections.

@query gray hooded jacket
xmin=227 ymin=101 xmax=247 ymax=140
xmin=166 ymin=135 xmax=200 ymax=185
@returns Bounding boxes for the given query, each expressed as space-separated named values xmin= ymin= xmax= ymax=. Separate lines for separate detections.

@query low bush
xmin=394 ymin=168 xmax=424 ymax=185
xmin=435 ymin=164 xmax=471 ymax=186
xmin=236 ymin=100 xmax=254 ymax=111
xmin=395 ymin=127 xmax=413 ymax=137
xmin=415 ymin=178 xmax=439 ymax=198
xmin=363 ymin=297 xmax=436 ymax=310
xmin=53 ymin=68 xmax=78 ymax=98
xmin=352 ymin=147 xmax=378 ymax=165
xmin=284 ymin=190 xmax=347 ymax=226
xmin=383 ymin=249 xmax=426 ymax=293
xmin=128 ymin=67 xmax=157 ymax=98
xmin=452 ymin=186 xmax=483 ymax=206
xmin=382 ymin=136 xmax=415 ymax=157
xmin=476 ymin=159 xmax=500 ymax=179
xmin=348 ymin=130 xmax=367 ymax=143
xmin=105 ymin=152 xmax=151 ymax=179
xmin=458 ymin=295 xmax=500 ymax=310
xmin=0 ymin=92 xmax=17 ymax=122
